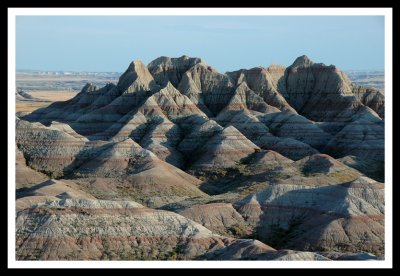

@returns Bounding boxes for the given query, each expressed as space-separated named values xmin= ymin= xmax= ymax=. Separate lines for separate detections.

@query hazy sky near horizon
xmin=16 ymin=16 xmax=384 ymax=72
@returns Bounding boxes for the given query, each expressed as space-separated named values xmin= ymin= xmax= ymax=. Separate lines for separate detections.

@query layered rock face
xmin=148 ymin=55 xmax=203 ymax=87
xmin=16 ymin=197 xmax=279 ymax=260
xmin=227 ymin=65 xmax=295 ymax=112
xmin=16 ymin=118 xmax=88 ymax=177
xmin=16 ymin=148 xmax=48 ymax=189
xmin=178 ymin=63 xmax=236 ymax=116
xmin=16 ymin=119 xmax=206 ymax=208
xmin=177 ymin=203 xmax=248 ymax=237
xmin=17 ymin=195 xmax=373 ymax=261
xmin=189 ymin=125 xmax=260 ymax=171
xmin=16 ymin=54 xmax=385 ymax=260
xmin=281 ymin=56 xmax=355 ymax=121
xmin=352 ymin=86 xmax=384 ymax=118
xmin=234 ymin=176 xmax=384 ymax=255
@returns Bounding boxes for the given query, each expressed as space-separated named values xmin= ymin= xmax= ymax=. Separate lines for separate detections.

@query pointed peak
xmin=121 ymin=60 xmax=150 ymax=78
xmin=117 ymin=59 xmax=158 ymax=93
xmin=126 ymin=60 xmax=146 ymax=71
xmin=222 ymin=125 xmax=241 ymax=135
xmin=165 ymin=81 xmax=176 ymax=89
xmin=133 ymin=59 xmax=145 ymax=65
xmin=234 ymin=81 xmax=251 ymax=93
xmin=158 ymin=81 xmax=180 ymax=95
xmin=236 ymin=81 xmax=250 ymax=89
xmin=267 ymin=64 xmax=286 ymax=71
xmin=81 ymin=83 xmax=97 ymax=93
xmin=291 ymin=55 xmax=314 ymax=68
xmin=216 ymin=125 xmax=260 ymax=150
xmin=118 ymin=137 xmax=141 ymax=147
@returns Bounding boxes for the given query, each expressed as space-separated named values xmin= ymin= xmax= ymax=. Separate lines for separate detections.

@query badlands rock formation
xmin=16 ymin=118 xmax=88 ymax=177
xmin=16 ymin=55 xmax=385 ymax=260
xmin=352 ymin=86 xmax=385 ymax=118
xmin=234 ymin=176 xmax=384 ymax=254
xmin=16 ymin=148 xmax=48 ymax=189
xmin=227 ymin=65 xmax=295 ymax=112
xmin=177 ymin=203 xmax=248 ymax=237
xmin=17 ymin=198 xmax=273 ymax=260
xmin=148 ymin=55 xmax=203 ymax=87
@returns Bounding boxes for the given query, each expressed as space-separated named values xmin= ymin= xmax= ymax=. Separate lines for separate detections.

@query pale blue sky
xmin=16 ymin=16 xmax=385 ymax=73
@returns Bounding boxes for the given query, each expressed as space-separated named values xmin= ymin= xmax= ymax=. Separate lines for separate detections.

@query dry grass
xmin=26 ymin=91 xmax=78 ymax=101
xmin=16 ymin=102 xmax=52 ymax=113
xmin=16 ymin=91 xmax=78 ymax=113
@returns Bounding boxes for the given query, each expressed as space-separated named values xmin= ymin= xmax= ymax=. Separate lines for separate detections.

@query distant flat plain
xmin=16 ymin=91 xmax=78 ymax=113
xmin=346 ymin=70 xmax=385 ymax=94
xmin=16 ymin=70 xmax=120 ymax=113
xmin=16 ymin=70 xmax=120 ymax=92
